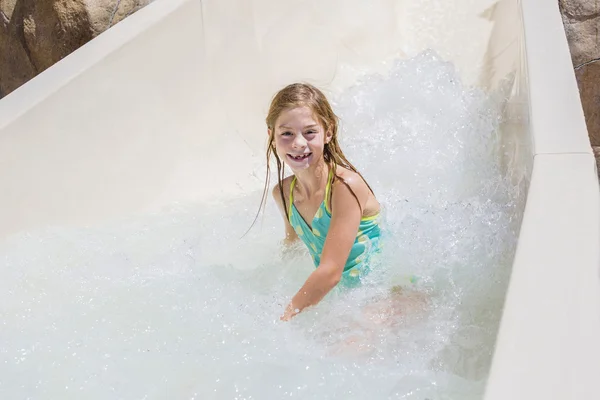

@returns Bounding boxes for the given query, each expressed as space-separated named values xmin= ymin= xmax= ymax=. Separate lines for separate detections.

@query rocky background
xmin=559 ymin=0 xmax=600 ymax=173
xmin=0 ymin=0 xmax=151 ymax=98
xmin=0 ymin=0 xmax=598 ymax=164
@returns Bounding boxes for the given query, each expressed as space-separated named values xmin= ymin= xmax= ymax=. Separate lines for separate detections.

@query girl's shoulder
xmin=332 ymin=167 xmax=370 ymax=197
xmin=272 ymin=175 xmax=295 ymax=206
xmin=331 ymin=167 xmax=378 ymax=215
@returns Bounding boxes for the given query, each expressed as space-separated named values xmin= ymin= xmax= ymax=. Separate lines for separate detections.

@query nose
xmin=292 ymin=134 xmax=307 ymax=149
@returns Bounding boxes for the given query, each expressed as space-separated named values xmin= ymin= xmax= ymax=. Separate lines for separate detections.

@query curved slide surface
xmin=0 ymin=0 xmax=598 ymax=398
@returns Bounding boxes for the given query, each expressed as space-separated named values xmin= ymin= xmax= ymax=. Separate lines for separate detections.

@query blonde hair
xmin=252 ymin=83 xmax=373 ymax=229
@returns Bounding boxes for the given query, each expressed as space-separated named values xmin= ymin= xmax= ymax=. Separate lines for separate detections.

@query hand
xmin=280 ymin=303 xmax=298 ymax=321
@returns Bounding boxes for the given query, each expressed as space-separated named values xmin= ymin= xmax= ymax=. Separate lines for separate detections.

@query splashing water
xmin=0 ymin=52 xmax=525 ymax=399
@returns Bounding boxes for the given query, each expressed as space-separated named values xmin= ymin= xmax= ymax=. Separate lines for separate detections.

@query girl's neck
xmin=293 ymin=160 xmax=329 ymax=199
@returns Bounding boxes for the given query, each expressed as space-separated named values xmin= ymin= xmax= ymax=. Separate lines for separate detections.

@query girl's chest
xmin=293 ymin=195 xmax=326 ymax=229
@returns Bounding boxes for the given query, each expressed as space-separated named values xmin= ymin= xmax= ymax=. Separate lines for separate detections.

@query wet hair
xmin=250 ymin=83 xmax=374 ymax=230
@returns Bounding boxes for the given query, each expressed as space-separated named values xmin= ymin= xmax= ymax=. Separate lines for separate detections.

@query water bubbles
xmin=0 ymin=52 xmax=523 ymax=400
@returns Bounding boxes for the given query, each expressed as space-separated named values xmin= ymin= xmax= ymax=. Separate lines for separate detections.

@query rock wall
xmin=0 ymin=0 xmax=151 ymax=98
xmin=559 ymin=0 xmax=600 ymax=169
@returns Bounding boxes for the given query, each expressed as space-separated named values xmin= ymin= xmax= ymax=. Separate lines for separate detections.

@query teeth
xmin=291 ymin=154 xmax=310 ymax=160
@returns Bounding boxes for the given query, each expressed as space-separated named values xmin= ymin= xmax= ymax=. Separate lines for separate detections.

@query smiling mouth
xmin=288 ymin=153 xmax=312 ymax=161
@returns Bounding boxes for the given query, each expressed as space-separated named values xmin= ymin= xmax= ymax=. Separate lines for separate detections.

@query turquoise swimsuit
xmin=288 ymin=169 xmax=382 ymax=287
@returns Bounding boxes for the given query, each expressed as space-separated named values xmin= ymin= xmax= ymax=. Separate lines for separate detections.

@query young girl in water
xmin=262 ymin=83 xmax=382 ymax=321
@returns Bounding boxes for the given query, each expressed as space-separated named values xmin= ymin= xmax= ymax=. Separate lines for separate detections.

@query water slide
xmin=1 ymin=0 xmax=599 ymax=398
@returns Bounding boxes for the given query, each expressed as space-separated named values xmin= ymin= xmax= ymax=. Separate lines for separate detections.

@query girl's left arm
xmin=281 ymin=178 xmax=365 ymax=320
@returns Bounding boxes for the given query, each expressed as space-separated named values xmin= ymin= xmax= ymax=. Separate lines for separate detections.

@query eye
xmin=305 ymin=130 xmax=317 ymax=135
xmin=281 ymin=131 xmax=292 ymax=136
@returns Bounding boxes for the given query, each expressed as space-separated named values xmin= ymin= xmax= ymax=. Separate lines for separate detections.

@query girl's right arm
xmin=272 ymin=182 xmax=299 ymax=245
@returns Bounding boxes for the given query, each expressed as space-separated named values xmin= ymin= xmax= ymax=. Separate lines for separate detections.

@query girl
xmin=262 ymin=83 xmax=382 ymax=321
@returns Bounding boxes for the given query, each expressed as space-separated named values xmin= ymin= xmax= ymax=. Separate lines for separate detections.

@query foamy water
xmin=0 ymin=52 xmax=525 ymax=399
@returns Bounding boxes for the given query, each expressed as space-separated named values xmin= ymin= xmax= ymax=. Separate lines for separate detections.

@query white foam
xmin=0 ymin=52 xmax=524 ymax=399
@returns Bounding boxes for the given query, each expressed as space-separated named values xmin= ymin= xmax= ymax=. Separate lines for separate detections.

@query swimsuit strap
xmin=324 ymin=168 xmax=334 ymax=214
xmin=288 ymin=176 xmax=297 ymax=223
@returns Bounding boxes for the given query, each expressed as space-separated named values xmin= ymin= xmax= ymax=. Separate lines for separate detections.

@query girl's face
xmin=270 ymin=106 xmax=332 ymax=171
